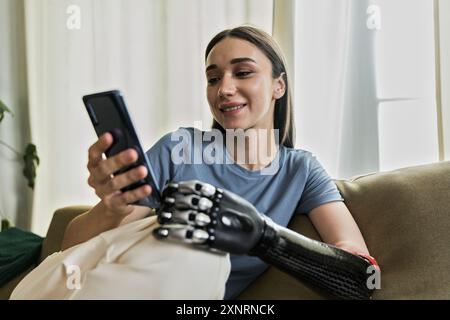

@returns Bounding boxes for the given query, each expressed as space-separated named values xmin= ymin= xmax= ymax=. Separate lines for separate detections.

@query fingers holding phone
xmin=86 ymin=133 xmax=152 ymax=216
xmin=87 ymin=133 xmax=137 ymax=184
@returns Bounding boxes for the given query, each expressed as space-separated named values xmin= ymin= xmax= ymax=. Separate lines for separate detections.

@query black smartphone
xmin=82 ymin=90 xmax=160 ymax=207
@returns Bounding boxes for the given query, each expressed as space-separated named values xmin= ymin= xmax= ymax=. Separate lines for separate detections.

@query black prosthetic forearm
xmin=250 ymin=219 xmax=376 ymax=300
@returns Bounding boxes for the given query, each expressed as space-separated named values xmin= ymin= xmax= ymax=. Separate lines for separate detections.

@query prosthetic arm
xmin=153 ymin=180 xmax=380 ymax=300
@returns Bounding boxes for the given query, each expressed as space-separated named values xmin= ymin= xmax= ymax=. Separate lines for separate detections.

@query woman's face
xmin=206 ymin=37 xmax=285 ymax=131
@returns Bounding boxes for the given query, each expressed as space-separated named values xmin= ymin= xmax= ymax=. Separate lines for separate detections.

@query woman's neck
xmin=226 ymin=127 xmax=279 ymax=171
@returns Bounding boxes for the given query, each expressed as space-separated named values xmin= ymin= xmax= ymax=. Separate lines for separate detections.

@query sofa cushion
xmin=238 ymin=161 xmax=450 ymax=299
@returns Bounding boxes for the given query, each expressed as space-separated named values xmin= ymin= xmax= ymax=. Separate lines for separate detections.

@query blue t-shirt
xmin=144 ymin=127 xmax=343 ymax=299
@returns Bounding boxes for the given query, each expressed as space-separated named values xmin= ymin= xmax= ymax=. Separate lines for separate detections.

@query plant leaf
xmin=0 ymin=99 xmax=13 ymax=123
xmin=1 ymin=219 xmax=10 ymax=231
xmin=22 ymin=143 xmax=40 ymax=190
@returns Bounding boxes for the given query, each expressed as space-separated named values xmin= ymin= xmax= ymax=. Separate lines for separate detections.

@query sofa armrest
xmin=39 ymin=205 xmax=92 ymax=262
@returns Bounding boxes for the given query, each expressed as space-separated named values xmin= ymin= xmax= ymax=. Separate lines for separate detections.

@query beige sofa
xmin=2 ymin=161 xmax=450 ymax=299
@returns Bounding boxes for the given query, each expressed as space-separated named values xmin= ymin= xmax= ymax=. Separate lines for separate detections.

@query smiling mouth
xmin=220 ymin=104 xmax=247 ymax=113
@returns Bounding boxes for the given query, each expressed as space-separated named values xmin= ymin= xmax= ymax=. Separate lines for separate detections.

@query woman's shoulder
xmin=283 ymin=145 xmax=314 ymax=160
xmin=281 ymin=146 xmax=321 ymax=170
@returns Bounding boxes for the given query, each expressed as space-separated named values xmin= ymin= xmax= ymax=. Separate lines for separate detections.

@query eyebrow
xmin=205 ymin=57 xmax=257 ymax=72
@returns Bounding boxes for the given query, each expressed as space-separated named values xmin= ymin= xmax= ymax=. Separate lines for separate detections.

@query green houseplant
xmin=0 ymin=99 xmax=40 ymax=230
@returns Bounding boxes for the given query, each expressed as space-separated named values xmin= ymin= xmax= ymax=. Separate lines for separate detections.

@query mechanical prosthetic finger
xmin=158 ymin=209 xmax=212 ymax=227
xmin=166 ymin=193 xmax=214 ymax=211
xmin=153 ymin=224 xmax=211 ymax=245
xmin=163 ymin=181 xmax=220 ymax=199
xmin=177 ymin=180 xmax=218 ymax=198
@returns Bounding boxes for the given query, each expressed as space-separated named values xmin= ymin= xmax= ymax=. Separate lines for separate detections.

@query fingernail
xmin=102 ymin=132 xmax=111 ymax=141
xmin=131 ymin=153 xmax=138 ymax=163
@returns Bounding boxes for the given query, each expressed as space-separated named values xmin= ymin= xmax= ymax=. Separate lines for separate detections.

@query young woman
xmin=62 ymin=26 xmax=378 ymax=299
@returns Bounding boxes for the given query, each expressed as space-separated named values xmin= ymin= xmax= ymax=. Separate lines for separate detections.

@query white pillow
xmin=11 ymin=216 xmax=230 ymax=300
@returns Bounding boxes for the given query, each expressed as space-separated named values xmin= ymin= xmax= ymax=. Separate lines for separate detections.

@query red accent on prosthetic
xmin=356 ymin=253 xmax=380 ymax=272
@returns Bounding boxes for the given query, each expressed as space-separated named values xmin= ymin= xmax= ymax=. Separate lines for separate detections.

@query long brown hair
xmin=205 ymin=25 xmax=295 ymax=148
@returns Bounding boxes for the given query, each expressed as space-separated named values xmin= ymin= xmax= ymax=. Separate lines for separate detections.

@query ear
xmin=273 ymin=72 xmax=286 ymax=100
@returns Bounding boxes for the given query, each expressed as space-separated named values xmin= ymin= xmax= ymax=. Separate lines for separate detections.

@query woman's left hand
xmin=152 ymin=180 xmax=267 ymax=254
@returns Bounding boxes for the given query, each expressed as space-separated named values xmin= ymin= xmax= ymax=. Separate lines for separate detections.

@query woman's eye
xmin=236 ymin=71 xmax=252 ymax=77
xmin=207 ymin=77 xmax=220 ymax=85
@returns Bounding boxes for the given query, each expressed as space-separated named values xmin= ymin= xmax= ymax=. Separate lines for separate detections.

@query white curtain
xmin=0 ymin=0 xmax=32 ymax=229
xmin=278 ymin=0 xmax=439 ymax=178
xmin=21 ymin=0 xmax=272 ymax=235
xmin=436 ymin=0 xmax=450 ymax=160
xmin=1 ymin=0 xmax=444 ymax=235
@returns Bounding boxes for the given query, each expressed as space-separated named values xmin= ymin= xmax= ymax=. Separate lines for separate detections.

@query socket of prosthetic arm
xmin=249 ymin=217 xmax=380 ymax=300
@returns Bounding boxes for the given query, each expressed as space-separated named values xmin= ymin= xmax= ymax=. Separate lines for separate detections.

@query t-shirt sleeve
xmin=143 ymin=131 xmax=180 ymax=209
xmin=295 ymin=154 xmax=344 ymax=215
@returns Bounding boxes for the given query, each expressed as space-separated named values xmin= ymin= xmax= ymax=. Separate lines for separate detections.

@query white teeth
xmin=222 ymin=104 xmax=245 ymax=112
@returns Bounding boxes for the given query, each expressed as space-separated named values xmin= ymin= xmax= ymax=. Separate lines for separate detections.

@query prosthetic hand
xmin=153 ymin=180 xmax=380 ymax=300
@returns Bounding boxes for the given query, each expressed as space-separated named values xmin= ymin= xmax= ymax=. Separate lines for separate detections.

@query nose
xmin=218 ymin=74 xmax=236 ymax=98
